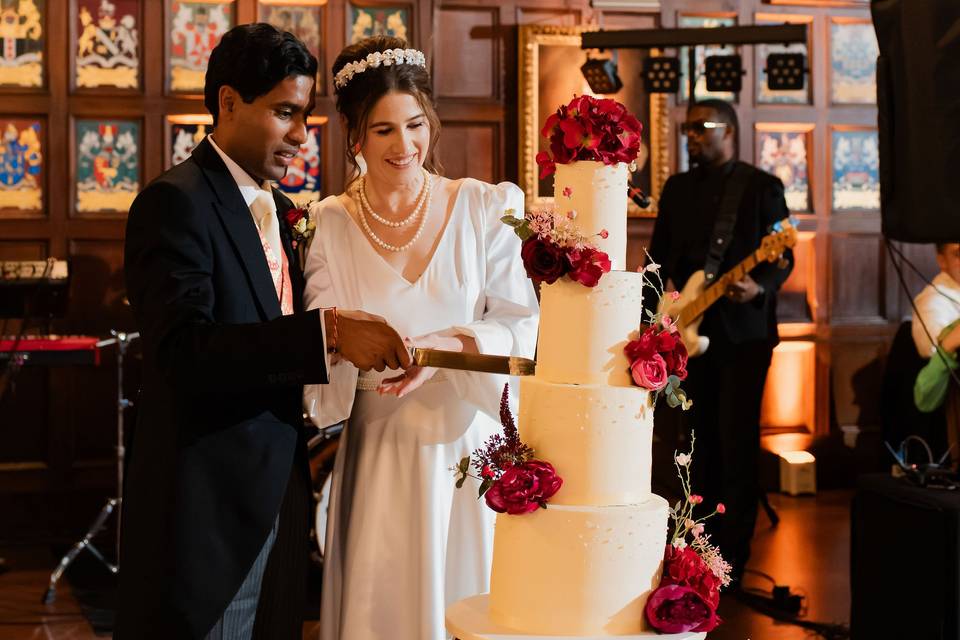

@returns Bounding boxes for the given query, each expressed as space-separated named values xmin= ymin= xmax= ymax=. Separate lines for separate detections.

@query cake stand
xmin=446 ymin=594 xmax=707 ymax=640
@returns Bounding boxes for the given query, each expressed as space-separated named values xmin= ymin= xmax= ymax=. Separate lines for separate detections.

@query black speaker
xmin=872 ymin=0 xmax=960 ymax=243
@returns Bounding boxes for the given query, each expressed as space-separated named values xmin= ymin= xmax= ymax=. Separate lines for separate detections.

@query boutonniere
xmin=284 ymin=206 xmax=316 ymax=250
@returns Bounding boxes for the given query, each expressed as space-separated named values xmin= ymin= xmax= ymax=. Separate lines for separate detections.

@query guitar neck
xmin=679 ymin=250 xmax=763 ymax=325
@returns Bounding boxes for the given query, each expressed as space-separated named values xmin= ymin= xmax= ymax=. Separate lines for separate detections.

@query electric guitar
xmin=658 ymin=219 xmax=798 ymax=357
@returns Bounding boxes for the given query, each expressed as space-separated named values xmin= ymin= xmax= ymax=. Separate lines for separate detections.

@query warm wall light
xmin=779 ymin=450 xmax=816 ymax=496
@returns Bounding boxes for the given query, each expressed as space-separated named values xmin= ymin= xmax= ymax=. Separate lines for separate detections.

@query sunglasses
xmin=680 ymin=120 xmax=728 ymax=135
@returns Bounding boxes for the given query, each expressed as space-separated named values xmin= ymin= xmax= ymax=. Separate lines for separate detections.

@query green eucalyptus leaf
xmin=478 ymin=477 xmax=493 ymax=497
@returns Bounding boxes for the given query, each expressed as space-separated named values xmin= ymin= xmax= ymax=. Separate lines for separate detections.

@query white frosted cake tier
xmin=536 ymin=271 xmax=644 ymax=387
xmin=489 ymin=499 xmax=669 ymax=636
xmin=519 ymin=376 xmax=652 ymax=506
xmin=554 ymin=161 xmax=628 ymax=270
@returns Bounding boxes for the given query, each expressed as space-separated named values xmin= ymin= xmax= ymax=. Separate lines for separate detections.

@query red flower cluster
xmin=484 ymin=460 xmax=563 ymax=515
xmin=520 ymin=237 xmax=611 ymax=287
xmin=536 ymin=95 xmax=643 ymax=179
xmin=645 ymin=545 xmax=722 ymax=633
xmin=623 ymin=324 xmax=688 ymax=391
xmin=284 ymin=206 xmax=308 ymax=228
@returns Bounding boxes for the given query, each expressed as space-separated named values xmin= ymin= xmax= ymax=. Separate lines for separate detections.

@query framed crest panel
xmin=258 ymin=1 xmax=324 ymax=93
xmin=0 ymin=117 xmax=44 ymax=217
xmin=276 ymin=116 xmax=326 ymax=206
xmin=829 ymin=18 xmax=878 ymax=105
xmin=72 ymin=118 xmax=141 ymax=217
xmin=166 ymin=0 xmax=234 ymax=94
xmin=347 ymin=1 xmax=412 ymax=47
xmin=165 ymin=114 xmax=213 ymax=169
xmin=763 ymin=0 xmax=867 ymax=6
xmin=755 ymin=123 xmax=814 ymax=214
xmin=677 ymin=13 xmax=737 ymax=104
xmin=71 ymin=0 xmax=141 ymax=91
xmin=755 ymin=13 xmax=812 ymax=105
xmin=830 ymin=126 xmax=879 ymax=213
xmin=518 ymin=26 xmax=669 ymax=217
xmin=0 ymin=0 xmax=45 ymax=89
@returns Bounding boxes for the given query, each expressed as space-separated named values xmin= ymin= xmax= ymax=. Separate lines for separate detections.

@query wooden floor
xmin=0 ymin=490 xmax=851 ymax=639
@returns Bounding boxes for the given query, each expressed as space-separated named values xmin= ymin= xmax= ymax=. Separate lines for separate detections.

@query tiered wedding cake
xmin=486 ymin=159 xmax=670 ymax=636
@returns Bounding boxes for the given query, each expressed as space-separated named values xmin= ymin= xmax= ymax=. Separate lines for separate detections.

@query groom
xmin=117 ymin=24 xmax=410 ymax=639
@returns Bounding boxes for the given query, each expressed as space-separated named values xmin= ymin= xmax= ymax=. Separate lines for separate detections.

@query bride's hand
xmin=377 ymin=333 xmax=469 ymax=398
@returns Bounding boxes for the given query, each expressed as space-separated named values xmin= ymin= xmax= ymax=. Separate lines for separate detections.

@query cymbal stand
xmin=43 ymin=330 xmax=139 ymax=604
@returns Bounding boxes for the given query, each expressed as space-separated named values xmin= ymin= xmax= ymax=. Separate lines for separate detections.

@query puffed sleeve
xmin=302 ymin=200 xmax=360 ymax=427
xmin=445 ymin=181 xmax=540 ymax=418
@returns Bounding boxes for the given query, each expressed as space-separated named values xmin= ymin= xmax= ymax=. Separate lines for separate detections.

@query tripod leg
xmin=42 ymin=498 xmax=118 ymax=604
xmin=759 ymin=489 xmax=780 ymax=527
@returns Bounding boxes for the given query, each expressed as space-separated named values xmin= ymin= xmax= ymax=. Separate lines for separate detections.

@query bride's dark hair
xmin=332 ymin=36 xmax=442 ymax=187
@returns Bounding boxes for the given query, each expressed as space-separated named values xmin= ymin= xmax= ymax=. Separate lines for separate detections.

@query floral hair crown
xmin=334 ymin=48 xmax=427 ymax=90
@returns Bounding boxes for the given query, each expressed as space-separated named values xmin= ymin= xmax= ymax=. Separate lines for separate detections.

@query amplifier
xmin=0 ymin=259 xmax=70 ymax=318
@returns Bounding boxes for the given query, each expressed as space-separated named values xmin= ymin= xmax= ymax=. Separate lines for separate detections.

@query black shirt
xmin=647 ymin=160 xmax=794 ymax=346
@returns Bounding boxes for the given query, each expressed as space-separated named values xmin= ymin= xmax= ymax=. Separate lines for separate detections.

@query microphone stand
xmin=42 ymin=330 xmax=138 ymax=604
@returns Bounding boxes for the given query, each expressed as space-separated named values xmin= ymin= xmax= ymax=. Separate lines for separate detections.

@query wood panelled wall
xmin=0 ymin=0 xmax=934 ymax=542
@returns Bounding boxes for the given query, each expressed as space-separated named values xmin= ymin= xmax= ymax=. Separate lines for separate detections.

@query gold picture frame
xmin=518 ymin=25 xmax=669 ymax=217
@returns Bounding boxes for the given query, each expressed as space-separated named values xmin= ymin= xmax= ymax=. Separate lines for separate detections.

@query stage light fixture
xmin=704 ymin=54 xmax=744 ymax=92
xmin=642 ymin=56 xmax=681 ymax=94
xmin=580 ymin=55 xmax=622 ymax=94
xmin=765 ymin=52 xmax=807 ymax=91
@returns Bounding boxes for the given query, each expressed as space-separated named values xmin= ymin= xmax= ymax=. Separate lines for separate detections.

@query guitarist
xmin=646 ymin=99 xmax=793 ymax=589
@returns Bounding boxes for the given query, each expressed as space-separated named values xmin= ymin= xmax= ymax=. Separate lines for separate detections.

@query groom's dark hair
xmin=205 ymin=23 xmax=318 ymax=126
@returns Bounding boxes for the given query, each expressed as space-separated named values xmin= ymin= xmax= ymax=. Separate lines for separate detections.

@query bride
xmin=303 ymin=36 xmax=539 ymax=640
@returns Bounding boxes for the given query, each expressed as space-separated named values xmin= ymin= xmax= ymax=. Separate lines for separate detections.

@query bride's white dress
xmin=303 ymin=178 xmax=539 ymax=640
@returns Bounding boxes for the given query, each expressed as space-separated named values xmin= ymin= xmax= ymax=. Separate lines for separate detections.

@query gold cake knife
xmin=409 ymin=347 xmax=536 ymax=376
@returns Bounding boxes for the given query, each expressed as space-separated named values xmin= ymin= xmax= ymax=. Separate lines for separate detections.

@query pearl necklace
xmin=357 ymin=173 xmax=433 ymax=253
xmin=359 ymin=168 xmax=429 ymax=228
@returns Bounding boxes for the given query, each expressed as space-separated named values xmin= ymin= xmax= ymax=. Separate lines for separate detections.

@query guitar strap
xmin=703 ymin=161 xmax=753 ymax=286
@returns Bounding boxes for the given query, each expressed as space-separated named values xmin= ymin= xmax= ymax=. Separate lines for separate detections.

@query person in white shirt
xmin=912 ymin=243 xmax=960 ymax=359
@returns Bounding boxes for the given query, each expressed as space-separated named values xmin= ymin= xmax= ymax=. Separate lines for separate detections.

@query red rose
xmin=661 ymin=544 xmax=721 ymax=610
xmin=624 ymin=328 xmax=658 ymax=362
xmin=520 ymin=237 xmax=567 ymax=285
xmin=663 ymin=339 xmax=689 ymax=380
xmin=537 ymin=96 xmax=643 ymax=169
xmin=484 ymin=460 xmax=563 ymax=515
xmin=645 ymin=584 xmax=719 ymax=634
xmin=535 ymin=151 xmax=556 ymax=179
xmin=655 ymin=330 xmax=679 ymax=353
xmin=284 ymin=207 xmax=306 ymax=227
xmin=630 ymin=353 xmax=669 ymax=391
xmin=566 ymin=247 xmax=611 ymax=288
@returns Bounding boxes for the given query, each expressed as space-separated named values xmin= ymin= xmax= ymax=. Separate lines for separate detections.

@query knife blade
xmin=409 ymin=347 xmax=536 ymax=376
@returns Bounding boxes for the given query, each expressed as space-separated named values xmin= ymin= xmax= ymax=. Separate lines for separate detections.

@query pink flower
xmin=689 ymin=494 xmax=703 ymax=505
xmin=670 ymin=290 xmax=681 ymax=301
xmin=562 ymin=186 xmax=573 ymax=198
xmin=630 ymin=353 xmax=669 ymax=391
xmin=481 ymin=465 xmax=495 ymax=479
xmin=716 ymin=503 xmax=726 ymax=514
xmin=520 ymin=236 xmax=567 ymax=285
xmin=692 ymin=523 xmax=705 ymax=538
xmin=599 ymin=229 xmax=609 ymax=239
xmin=566 ymin=246 xmax=611 ymax=288
xmin=566 ymin=209 xmax=578 ymax=220
xmin=661 ymin=315 xmax=675 ymax=331
xmin=645 ymin=585 xmax=719 ymax=634
xmin=484 ymin=460 xmax=563 ymax=515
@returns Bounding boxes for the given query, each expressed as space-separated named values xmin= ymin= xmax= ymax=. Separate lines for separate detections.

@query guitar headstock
xmin=759 ymin=218 xmax=799 ymax=263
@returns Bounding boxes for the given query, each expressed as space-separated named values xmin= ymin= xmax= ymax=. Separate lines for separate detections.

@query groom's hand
xmin=333 ymin=310 xmax=411 ymax=372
